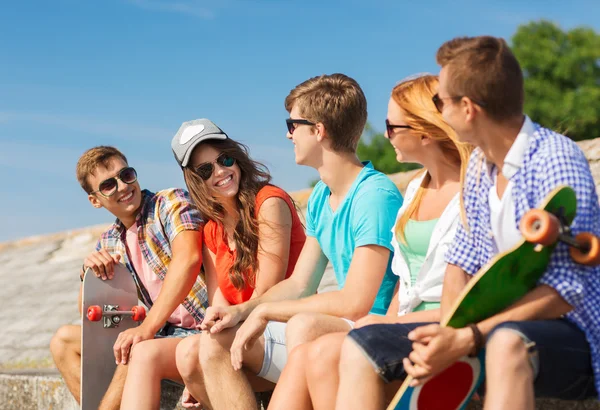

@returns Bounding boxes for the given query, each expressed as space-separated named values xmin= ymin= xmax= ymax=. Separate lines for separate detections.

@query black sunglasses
xmin=432 ymin=93 xmax=487 ymax=113
xmin=194 ymin=153 xmax=236 ymax=180
xmin=385 ymin=119 xmax=412 ymax=138
xmin=286 ymin=118 xmax=315 ymax=135
xmin=91 ymin=167 xmax=138 ymax=198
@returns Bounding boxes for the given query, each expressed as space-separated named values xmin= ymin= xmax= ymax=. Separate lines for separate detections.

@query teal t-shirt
xmin=397 ymin=218 xmax=440 ymax=312
xmin=305 ymin=162 xmax=403 ymax=315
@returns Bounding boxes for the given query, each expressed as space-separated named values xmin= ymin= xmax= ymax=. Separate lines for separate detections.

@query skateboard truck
xmin=86 ymin=305 xmax=146 ymax=328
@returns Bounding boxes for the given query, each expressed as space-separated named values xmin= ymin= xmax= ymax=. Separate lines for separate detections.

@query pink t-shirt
xmin=126 ymin=225 xmax=198 ymax=329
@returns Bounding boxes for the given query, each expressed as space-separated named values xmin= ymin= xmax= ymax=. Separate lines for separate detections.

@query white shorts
xmin=256 ymin=318 xmax=355 ymax=382
xmin=257 ymin=321 xmax=288 ymax=383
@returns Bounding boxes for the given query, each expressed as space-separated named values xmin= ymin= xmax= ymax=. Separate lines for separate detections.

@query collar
xmin=109 ymin=189 xmax=154 ymax=238
xmin=485 ymin=115 xmax=534 ymax=180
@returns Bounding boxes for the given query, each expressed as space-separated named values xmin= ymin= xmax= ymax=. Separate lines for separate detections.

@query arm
xmin=203 ymin=245 xmax=231 ymax=308
xmin=440 ymin=264 xmax=471 ymax=319
xmin=139 ymin=230 xmax=203 ymax=333
xmin=385 ymin=281 xmax=400 ymax=317
xmin=254 ymin=244 xmax=391 ymax=322
xmin=113 ymin=230 xmax=203 ymax=364
xmin=201 ymin=236 xmax=328 ymax=331
xmin=250 ymin=197 xmax=294 ymax=297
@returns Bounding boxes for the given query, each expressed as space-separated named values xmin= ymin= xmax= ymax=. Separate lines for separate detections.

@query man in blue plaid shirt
xmin=333 ymin=36 xmax=600 ymax=409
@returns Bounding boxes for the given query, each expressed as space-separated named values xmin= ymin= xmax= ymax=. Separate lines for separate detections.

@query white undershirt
xmin=488 ymin=116 xmax=534 ymax=253
xmin=489 ymin=174 xmax=521 ymax=253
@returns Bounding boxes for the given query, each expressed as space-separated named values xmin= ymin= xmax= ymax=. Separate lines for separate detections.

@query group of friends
xmin=49 ymin=35 xmax=600 ymax=410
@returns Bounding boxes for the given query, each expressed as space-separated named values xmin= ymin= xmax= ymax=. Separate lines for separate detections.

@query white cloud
xmin=125 ymin=0 xmax=215 ymax=19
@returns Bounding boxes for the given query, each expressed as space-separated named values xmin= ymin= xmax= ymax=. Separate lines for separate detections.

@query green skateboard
xmin=388 ymin=185 xmax=600 ymax=410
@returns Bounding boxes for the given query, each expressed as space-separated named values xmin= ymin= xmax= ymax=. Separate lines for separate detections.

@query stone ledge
xmin=0 ymin=371 xmax=271 ymax=410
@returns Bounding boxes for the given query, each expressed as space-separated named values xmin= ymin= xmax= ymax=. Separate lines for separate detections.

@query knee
xmin=50 ymin=325 xmax=79 ymax=357
xmin=486 ymin=327 xmax=532 ymax=375
xmin=286 ymin=313 xmax=321 ymax=348
xmin=199 ymin=331 xmax=231 ymax=366
xmin=175 ymin=336 xmax=201 ymax=379
xmin=129 ymin=340 xmax=161 ymax=368
xmin=306 ymin=336 xmax=341 ymax=380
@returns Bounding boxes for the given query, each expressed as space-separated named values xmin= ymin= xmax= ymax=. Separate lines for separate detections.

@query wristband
xmin=467 ymin=323 xmax=484 ymax=357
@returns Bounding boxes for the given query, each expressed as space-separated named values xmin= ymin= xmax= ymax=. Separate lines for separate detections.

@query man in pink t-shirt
xmin=50 ymin=146 xmax=206 ymax=410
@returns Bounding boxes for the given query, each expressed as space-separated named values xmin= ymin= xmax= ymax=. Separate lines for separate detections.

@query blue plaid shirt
xmin=446 ymin=122 xmax=600 ymax=396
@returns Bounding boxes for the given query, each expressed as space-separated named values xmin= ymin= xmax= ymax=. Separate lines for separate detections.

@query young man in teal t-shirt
xmin=174 ymin=73 xmax=402 ymax=410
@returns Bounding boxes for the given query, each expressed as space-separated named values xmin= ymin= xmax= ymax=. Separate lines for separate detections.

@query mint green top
xmin=397 ymin=218 xmax=440 ymax=312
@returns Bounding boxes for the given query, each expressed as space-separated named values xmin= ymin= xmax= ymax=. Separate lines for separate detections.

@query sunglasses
xmin=91 ymin=167 xmax=138 ymax=198
xmin=432 ymin=93 xmax=487 ymax=113
xmin=286 ymin=118 xmax=315 ymax=135
xmin=194 ymin=153 xmax=236 ymax=180
xmin=385 ymin=119 xmax=412 ymax=138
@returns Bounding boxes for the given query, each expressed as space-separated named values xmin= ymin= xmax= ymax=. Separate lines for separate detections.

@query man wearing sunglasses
xmin=50 ymin=146 xmax=207 ymax=410
xmin=193 ymin=73 xmax=403 ymax=410
xmin=335 ymin=36 xmax=600 ymax=409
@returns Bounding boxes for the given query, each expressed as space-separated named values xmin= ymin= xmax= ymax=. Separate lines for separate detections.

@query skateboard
xmin=388 ymin=185 xmax=600 ymax=410
xmin=80 ymin=264 xmax=146 ymax=410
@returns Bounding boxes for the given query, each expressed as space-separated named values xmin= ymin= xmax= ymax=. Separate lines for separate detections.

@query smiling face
xmin=386 ymin=97 xmax=424 ymax=164
xmin=87 ymin=157 xmax=143 ymax=222
xmin=286 ymin=104 xmax=321 ymax=167
xmin=189 ymin=143 xmax=242 ymax=200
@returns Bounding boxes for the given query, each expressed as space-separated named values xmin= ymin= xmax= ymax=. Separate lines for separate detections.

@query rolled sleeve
xmin=159 ymin=189 xmax=204 ymax=243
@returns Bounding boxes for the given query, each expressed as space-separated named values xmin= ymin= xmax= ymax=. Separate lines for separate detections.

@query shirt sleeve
xmin=159 ymin=189 xmax=204 ymax=243
xmin=445 ymin=151 xmax=485 ymax=275
xmin=352 ymin=186 xmax=403 ymax=251
xmin=533 ymin=144 xmax=599 ymax=310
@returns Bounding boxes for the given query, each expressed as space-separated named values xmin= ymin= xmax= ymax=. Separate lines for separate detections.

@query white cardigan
xmin=392 ymin=172 xmax=461 ymax=316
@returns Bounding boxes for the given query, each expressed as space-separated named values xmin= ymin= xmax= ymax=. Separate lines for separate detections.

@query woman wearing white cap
xmin=120 ymin=119 xmax=305 ymax=409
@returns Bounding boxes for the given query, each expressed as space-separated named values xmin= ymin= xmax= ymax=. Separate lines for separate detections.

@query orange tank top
xmin=203 ymin=185 xmax=306 ymax=305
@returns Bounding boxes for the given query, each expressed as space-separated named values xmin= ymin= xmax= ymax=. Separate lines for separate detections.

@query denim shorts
xmin=155 ymin=323 xmax=201 ymax=338
xmin=348 ymin=319 xmax=598 ymax=400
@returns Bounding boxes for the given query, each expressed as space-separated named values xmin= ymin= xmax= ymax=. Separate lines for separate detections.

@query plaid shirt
xmin=446 ymin=122 xmax=600 ymax=396
xmin=96 ymin=188 xmax=208 ymax=323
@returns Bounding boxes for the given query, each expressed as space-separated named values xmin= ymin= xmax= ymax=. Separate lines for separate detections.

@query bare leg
xmin=285 ymin=313 xmax=352 ymax=353
xmin=335 ymin=337 xmax=385 ymax=410
xmin=98 ymin=364 xmax=128 ymax=410
xmin=268 ymin=343 xmax=312 ymax=410
xmin=50 ymin=325 xmax=82 ymax=403
xmin=200 ymin=325 xmax=266 ymax=410
xmin=176 ymin=334 xmax=210 ymax=409
xmin=484 ymin=330 xmax=535 ymax=410
xmin=306 ymin=332 xmax=347 ymax=410
xmin=121 ymin=338 xmax=185 ymax=410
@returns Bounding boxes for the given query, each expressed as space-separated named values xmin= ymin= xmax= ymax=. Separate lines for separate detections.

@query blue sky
xmin=1 ymin=0 xmax=598 ymax=242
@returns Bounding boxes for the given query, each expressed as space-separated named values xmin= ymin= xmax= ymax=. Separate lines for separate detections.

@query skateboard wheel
xmin=520 ymin=209 xmax=560 ymax=246
xmin=87 ymin=305 xmax=103 ymax=321
xmin=131 ymin=306 xmax=146 ymax=321
xmin=571 ymin=232 xmax=600 ymax=266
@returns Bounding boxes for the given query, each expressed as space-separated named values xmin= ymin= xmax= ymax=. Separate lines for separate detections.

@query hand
xmin=403 ymin=324 xmax=474 ymax=387
xmin=83 ymin=250 xmax=121 ymax=280
xmin=113 ymin=323 xmax=155 ymax=365
xmin=200 ymin=305 xmax=242 ymax=333
xmin=181 ymin=387 xmax=201 ymax=408
xmin=230 ymin=308 xmax=269 ymax=371
xmin=355 ymin=314 xmax=400 ymax=328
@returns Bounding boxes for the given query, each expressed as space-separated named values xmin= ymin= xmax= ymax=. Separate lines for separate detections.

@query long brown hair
xmin=183 ymin=138 xmax=271 ymax=290
xmin=392 ymin=75 xmax=473 ymax=243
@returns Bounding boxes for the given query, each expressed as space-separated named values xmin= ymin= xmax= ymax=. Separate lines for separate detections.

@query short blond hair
xmin=76 ymin=146 xmax=128 ymax=194
xmin=285 ymin=73 xmax=367 ymax=153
